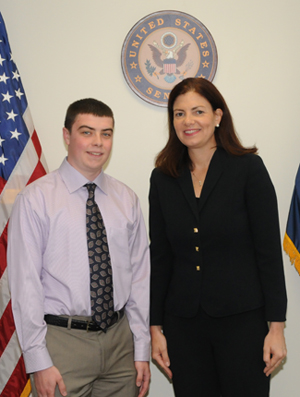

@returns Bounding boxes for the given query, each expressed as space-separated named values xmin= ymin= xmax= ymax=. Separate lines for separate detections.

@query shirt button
xmin=194 ymin=228 xmax=198 ymax=233
xmin=195 ymin=246 xmax=199 ymax=252
xmin=196 ymin=266 xmax=200 ymax=271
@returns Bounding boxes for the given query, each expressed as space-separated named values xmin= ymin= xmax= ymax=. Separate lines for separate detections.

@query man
xmin=7 ymin=99 xmax=150 ymax=397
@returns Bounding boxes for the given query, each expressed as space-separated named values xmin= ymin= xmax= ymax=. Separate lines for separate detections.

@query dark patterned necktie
xmin=85 ymin=183 xmax=114 ymax=331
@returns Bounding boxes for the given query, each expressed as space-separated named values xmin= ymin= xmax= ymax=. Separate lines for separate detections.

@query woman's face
xmin=173 ymin=91 xmax=222 ymax=152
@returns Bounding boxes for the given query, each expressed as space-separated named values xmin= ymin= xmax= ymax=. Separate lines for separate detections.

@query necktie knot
xmin=85 ymin=183 xmax=96 ymax=199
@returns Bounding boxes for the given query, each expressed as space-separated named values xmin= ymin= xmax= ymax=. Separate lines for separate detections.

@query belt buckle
xmin=86 ymin=319 xmax=92 ymax=332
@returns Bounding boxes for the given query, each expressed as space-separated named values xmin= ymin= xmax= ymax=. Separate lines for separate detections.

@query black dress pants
xmin=163 ymin=306 xmax=270 ymax=397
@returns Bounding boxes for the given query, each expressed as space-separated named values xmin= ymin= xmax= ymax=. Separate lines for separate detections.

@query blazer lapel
xmin=198 ymin=147 xmax=227 ymax=214
xmin=177 ymin=167 xmax=199 ymax=221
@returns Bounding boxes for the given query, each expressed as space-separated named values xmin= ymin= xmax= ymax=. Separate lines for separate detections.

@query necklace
xmin=192 ymin=172 xmax=203 ymax=187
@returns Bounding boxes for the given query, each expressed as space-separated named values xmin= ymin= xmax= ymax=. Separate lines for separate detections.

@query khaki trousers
xmin=31 ymin=314 xmax=138 ymax=397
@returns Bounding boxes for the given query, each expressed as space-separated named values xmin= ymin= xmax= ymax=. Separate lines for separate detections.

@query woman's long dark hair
xmin=155 ymin=78 xmax=257 ymax=177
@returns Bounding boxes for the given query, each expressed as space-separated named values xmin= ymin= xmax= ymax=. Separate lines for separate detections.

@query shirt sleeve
xmin=149 ymin=169 xmax=174 ymax=326
xmin=7 ymin=192 xmax=53 ymax=373
xmin=245 ymin=155 xmax=287 ymax=321
xmin=124 ymin=195 xmax=151 ymax=361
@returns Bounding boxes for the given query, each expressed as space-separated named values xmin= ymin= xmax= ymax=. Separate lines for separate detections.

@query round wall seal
xmin=121 ymin=10 xmax=218 ymax=107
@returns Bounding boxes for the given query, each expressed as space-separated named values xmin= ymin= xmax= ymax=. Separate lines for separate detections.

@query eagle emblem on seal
xmin=148 ymin=32 xmax=190 ymax=83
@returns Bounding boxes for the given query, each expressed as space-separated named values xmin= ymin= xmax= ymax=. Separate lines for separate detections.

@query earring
xmin=216 ymin=124 xmax=220 ymax=128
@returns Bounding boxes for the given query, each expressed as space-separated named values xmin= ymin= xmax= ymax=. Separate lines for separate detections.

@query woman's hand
xmin=150 ymin=325 xmax=172 ymax=379
xmin=263 ymin=322 xmax=287 ymax=376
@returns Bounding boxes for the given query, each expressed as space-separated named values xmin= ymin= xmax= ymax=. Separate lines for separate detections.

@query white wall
xmin=1 ymin=1 xmax=300 ymax=395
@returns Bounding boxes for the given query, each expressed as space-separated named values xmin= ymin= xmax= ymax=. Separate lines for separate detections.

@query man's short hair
xmin=64 ymin=98 xmax=114 ymax=131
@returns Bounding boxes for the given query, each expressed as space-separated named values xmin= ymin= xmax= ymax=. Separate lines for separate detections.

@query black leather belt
xmin=44 ymin=308 xmax=124 ymax=332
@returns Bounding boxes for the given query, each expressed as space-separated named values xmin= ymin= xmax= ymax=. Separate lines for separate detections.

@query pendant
xmin=192 ymin=172 xmax=203 ymax=188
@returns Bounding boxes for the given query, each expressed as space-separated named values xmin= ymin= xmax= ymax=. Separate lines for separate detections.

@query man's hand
xmin=34 ymin=366 xmax=67 ymax=397
xmin=263 ymin=322 xmax=287 ymax=377
xmin=135 ymin=361 xmax=150 ymax=397
xmin=150 ymin=325 xmax=172 ymax=379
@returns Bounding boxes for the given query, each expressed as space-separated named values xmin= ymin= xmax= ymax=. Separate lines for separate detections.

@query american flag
xmin=0 ymin=13 xmax=47 ymax=396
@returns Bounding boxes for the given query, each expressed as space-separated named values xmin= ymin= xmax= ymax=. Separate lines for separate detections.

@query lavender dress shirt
xmin=7 ymin=158 xmax=150 ymax=373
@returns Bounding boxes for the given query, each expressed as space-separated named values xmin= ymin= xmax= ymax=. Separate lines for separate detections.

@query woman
xmin=149 ymin=78 xmax=287 ymax=397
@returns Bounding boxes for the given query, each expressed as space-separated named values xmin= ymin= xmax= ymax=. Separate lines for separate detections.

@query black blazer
xmin=149 ymin=147 xmax=287 ymax=325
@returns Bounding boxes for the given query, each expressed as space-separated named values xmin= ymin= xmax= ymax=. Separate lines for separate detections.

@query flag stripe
xmin=0 ymin=177 xmax=5 ymax=192
xmin=31 ymin=130 xmax=42 ymax=157
xmin=0 ymin=332 xmax=24 ymax=393
xmin=0 ymin=235 xmax=9 ymax=300
xmin=27 ymin=159 xmax=47 ymax=185
xmin=0 ymin=353 xmax=27 ymax=396
xmin=0 ymin=272 xmax=14 ymax=353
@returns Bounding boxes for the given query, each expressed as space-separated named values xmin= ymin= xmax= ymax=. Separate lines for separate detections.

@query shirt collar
xmin=58 ymin=158 xmax=108 ymax=195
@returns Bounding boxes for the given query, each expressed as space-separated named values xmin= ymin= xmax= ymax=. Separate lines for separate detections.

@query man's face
xmin=63 ymin=113 xmax=114 ymax=180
